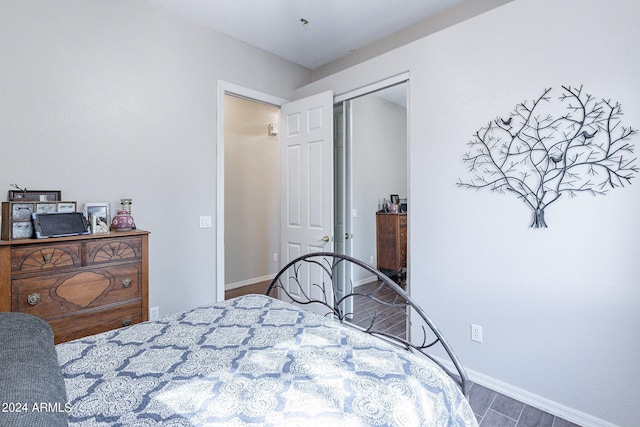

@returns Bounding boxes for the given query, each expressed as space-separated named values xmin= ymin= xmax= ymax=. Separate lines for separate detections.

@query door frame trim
xmin=216 ymin=80 xmax=288 ymax=301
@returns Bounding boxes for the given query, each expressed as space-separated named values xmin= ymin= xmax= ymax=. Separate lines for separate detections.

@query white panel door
xmin=280 ymin=91 xmax=334 ymax=309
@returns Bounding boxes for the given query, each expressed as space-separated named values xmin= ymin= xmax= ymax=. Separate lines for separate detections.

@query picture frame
xmin=8 ymin=190 xmax=61 ymax=202
xmin=83 ymin=203 xmax=111 ymax=233
xmin=390 ymin=194 xmax=400 ymax=204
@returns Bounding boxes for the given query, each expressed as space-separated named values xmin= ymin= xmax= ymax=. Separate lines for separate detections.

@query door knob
xmin=321 ymin=235 xmax=330 ymax=243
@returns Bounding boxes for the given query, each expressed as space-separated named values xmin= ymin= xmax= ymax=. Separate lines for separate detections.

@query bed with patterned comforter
xmin=56 ymin=294 xmax=477 ymax=426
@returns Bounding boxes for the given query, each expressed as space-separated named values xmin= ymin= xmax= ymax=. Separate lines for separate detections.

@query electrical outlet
xmin=471 ymin=324 xmax=483 ymax=343
xmin=150 ymin=306 xmax=159 ymax=321
xmin=273 ymin=253 xmax=278 ymax=262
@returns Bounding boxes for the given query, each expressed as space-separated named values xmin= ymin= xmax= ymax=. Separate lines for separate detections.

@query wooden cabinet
xmin=376 ymin=212 xmax=407 ymax=273
xmin=0 ymin=230 xmax=149 ymax=343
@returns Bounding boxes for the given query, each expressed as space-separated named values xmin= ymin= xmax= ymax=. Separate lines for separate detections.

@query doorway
xmin=223 ymin=94 xmax=280 ymax=297
xmin=216 ymin=81 xmax=288 ymax=302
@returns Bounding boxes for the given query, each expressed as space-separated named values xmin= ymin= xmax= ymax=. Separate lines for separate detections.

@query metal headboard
xmin=266 ymin=251 xmax=470 ymax=397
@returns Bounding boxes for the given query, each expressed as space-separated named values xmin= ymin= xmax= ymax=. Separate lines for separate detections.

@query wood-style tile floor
xmin=225 ymin=280 xmax=271 ymax=300
xmin=468 ymin=382 xmax=580 ymax=426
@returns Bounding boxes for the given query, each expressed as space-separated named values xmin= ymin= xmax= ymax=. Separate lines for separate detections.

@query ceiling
xmin=146 ymin=0 xmax=467 ymax=70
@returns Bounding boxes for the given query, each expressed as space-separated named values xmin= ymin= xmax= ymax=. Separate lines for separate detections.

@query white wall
xmin=224 ymin=95 xmax=280 ymax=286
xmin=0 ymin=0 xmax=310 ymax=316
xmin=294 ymin=0 xmax=640 ymax=425
xmin=351 ymin=94 xmax=407 ymax=272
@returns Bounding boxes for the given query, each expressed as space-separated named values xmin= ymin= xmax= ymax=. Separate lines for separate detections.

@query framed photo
xmin=83 ymin=203 xmax=111 ymax=233
xmin=390 ymin=194 xmax=400 ymax=204
xmin=8 ymin=190 xmax=61 ymax=202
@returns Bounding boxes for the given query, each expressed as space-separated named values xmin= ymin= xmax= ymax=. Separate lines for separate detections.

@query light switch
xmin=199 ymin=216 xmax=212 ymax=228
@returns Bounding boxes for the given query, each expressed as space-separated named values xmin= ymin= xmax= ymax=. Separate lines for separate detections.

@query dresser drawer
xmin=85 ymin=236 xmax=142 ymax=265
xmin=11 ymin=242 xmax=82 ymax=273
xmin=12 ymin=264 xmax=142 ymax=319
xmin=50 ymin=302 xmax=142 ymax=344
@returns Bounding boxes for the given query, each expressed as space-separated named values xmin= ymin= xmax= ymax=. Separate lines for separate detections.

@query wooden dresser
xmin=376 ymin=212 xmax=407 ymax=273
xmin=0 ymin=230 xmax=149 ymax=344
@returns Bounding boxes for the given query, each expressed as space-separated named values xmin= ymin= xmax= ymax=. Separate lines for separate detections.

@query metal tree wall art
xmin=457 ymin=85 xmax=638 ymax=228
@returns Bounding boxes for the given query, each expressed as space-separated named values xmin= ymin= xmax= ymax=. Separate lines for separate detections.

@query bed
xmin=56 ymin=253 xmax=477 ymax=426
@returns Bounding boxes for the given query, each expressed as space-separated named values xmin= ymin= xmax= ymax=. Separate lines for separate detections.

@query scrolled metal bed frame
xmin=266 ymin=251 xmax=470 ymax=397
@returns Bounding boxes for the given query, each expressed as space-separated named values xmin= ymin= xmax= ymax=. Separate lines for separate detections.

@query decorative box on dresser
xmin=0 ymin=230 xmax=149 ymax=344
xmin=376 ymin=212 xmax=407 ymax=274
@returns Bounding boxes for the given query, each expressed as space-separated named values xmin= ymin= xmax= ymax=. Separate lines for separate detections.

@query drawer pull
xmin=27 ymin=293 xmax=41 ymax=306
xmin=43 ymin=253 xmax=52 ymax=261
xmin=122 ymin=278 xmax=132 ymax=288
xmin=122 ymin=317 xmax=132 ymax=327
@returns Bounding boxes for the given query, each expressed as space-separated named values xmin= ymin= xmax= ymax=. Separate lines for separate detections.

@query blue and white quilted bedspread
xmin=57 ymin=295 xmax=477 ymax=426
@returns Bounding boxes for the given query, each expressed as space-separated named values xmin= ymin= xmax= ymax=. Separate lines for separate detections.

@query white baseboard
xmin=225 ymin=274 xmax=274 ymax=291
xmin=353 ymin=275 xmax=378 ymax=287
xmin=468 ymin=368 xmax=617 ymax=427
xmin=434 ymin=357 xmax=617 ymax=427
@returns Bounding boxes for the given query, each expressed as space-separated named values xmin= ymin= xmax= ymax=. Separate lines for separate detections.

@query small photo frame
xmin=83 ymin=203 xmax=111 ymax=233
xmin=390 ymin=194 xmax=400 ymax=204
xmin=8 ymin=190 xmax=61 ymax=202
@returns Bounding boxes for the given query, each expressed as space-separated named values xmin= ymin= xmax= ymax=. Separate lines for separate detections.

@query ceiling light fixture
xmin=299 ymin=18 xmax=309 ymax=27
